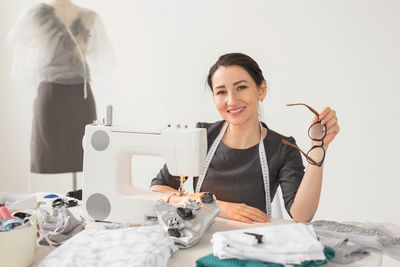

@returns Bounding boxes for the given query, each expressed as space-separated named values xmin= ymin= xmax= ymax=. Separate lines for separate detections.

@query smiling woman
xmin=151 ymin=53 xmax=340 ymax=224
xmin=211 ymin=64 xmax=266 ymax=149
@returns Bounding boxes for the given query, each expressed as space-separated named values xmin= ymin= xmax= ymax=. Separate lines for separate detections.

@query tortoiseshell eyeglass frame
xmin=281 ymin=103 xmax=326 ymax=167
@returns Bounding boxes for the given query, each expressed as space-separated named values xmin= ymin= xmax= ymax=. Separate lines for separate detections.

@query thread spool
xmin=0 ymin=206 xmax=15 ymax=220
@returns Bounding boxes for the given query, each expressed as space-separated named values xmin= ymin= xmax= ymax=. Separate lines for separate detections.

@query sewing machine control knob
xmin=173 ymin=124 xmax=188 ymax=129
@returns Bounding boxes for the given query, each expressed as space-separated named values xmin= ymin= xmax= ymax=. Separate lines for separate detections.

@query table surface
xmin=30 ymin=194 xmax=383 ymax=267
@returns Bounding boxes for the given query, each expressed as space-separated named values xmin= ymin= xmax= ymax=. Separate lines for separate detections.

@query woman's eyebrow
xmin=233 ymin=80 xmax=247 ymax=85
xmin=214 ymin=80 xmax=248 ymax=90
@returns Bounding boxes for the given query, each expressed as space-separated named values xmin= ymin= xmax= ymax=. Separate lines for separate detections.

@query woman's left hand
xmin=313 ymin=107 xmax=340 ymax=149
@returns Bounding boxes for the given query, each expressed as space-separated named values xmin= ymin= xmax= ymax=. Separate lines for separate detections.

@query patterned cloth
xmin=310 ymin=220 xmax=400 ymax=261
xmin=39 ymin=225 xmax=175 ymax=267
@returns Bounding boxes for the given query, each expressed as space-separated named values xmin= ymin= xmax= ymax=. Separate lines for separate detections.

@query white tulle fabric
xmin=7 ymin=3 xmax=114 ymax=96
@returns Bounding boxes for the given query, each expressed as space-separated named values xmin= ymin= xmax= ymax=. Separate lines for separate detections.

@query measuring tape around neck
xmin=195 ymin=122 xmax=272 ymax=216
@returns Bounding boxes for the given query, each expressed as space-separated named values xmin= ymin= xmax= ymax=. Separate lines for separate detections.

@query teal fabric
xmin=301 ymin=247 xmax=335 ymax=267
xmin=196 ymin=255 xmax=281 ymax=267
xmin=196 ymin=247 xmax=335 ymax=267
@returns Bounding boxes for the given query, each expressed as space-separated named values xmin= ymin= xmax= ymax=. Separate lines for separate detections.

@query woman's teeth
xmin=228 ymin=107 xmax=245 ymax=114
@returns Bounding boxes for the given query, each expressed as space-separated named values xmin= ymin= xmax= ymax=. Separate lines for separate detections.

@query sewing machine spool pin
xmin=105 ymin=105 xmax=113 ymax=126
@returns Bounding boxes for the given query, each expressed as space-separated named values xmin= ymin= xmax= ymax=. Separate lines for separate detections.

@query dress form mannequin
xmin=8 ymin=0 xmax=113 ymax=192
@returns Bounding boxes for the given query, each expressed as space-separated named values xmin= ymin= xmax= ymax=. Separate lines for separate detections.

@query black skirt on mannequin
xmin=31 ymin=82 xmax=97 ymax=173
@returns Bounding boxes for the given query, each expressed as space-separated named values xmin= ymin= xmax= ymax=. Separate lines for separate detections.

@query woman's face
xmin=211 ymin=65 xmax=266 ymax=126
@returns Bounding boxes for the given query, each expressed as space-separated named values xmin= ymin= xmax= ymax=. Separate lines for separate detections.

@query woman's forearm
xmin=290 ymin=163 xmax=324 ymax=223
xmin=289 ymin=106 xmax=339 ymax=222
xmin=150 ymin=185 xmax=179 ymax=202
xmin=150 ymin=185 xmax=178 ymax=193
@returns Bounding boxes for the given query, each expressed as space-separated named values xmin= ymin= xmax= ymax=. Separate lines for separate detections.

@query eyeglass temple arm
xmin=287 ymin=103 xmax=320 ymax=118
xmin=281 ymin=139 xmax=318 ymax=165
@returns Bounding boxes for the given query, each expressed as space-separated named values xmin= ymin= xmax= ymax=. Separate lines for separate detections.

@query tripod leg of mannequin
xmin=72 ymin=172 xmax=77 ymax=191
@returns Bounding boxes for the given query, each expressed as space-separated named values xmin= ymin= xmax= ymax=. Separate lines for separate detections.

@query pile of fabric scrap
xmin=36 ymin=206 xmax=85 ymax=246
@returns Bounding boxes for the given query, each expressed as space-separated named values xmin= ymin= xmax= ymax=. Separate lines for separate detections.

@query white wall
xmin=1 ymin=0 xmax=399 ymax=247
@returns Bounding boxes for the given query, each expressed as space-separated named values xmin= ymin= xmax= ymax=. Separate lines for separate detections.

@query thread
xmin=0 ymin=206 xmax=15 ymax=220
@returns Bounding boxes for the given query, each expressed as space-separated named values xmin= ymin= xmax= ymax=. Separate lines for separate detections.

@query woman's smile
xmin=227 ymin=106 xmax=246 ymax=116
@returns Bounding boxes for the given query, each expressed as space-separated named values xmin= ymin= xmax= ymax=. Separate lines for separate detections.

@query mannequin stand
xmin=72 ymin=172 xmax=77 ymax=191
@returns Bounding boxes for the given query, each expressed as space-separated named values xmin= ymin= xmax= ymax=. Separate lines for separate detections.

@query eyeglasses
xmin=282 ymin=103 xmax=326 ymax=167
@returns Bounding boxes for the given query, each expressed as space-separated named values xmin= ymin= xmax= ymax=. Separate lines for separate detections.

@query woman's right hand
xmin=217 ymin=200 xmax=270 ymax=224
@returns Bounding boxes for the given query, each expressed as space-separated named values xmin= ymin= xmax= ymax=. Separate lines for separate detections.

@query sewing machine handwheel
xmin=86 ymin=193 xmax=111 ymax=221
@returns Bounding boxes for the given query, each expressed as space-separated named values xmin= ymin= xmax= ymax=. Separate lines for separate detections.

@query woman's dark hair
xmin=207 ymin=53 xmax=265 ymax=91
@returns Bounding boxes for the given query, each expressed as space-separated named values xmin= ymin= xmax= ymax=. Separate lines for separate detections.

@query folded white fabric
xmin=39 ymin=224 xmax=175 ymax=267
xmin=211 ymin=223 xmax=326 ymax=265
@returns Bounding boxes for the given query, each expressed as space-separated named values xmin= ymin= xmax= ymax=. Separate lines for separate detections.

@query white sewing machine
xmin=82 ymin=106 xmax=207 ymax=223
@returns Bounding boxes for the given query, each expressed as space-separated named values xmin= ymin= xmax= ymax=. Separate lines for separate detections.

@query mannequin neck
xmin=49 ymin=0 xmax=81 ymax=26
xmin=51 ymin=0 xmax=73 ymax=6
